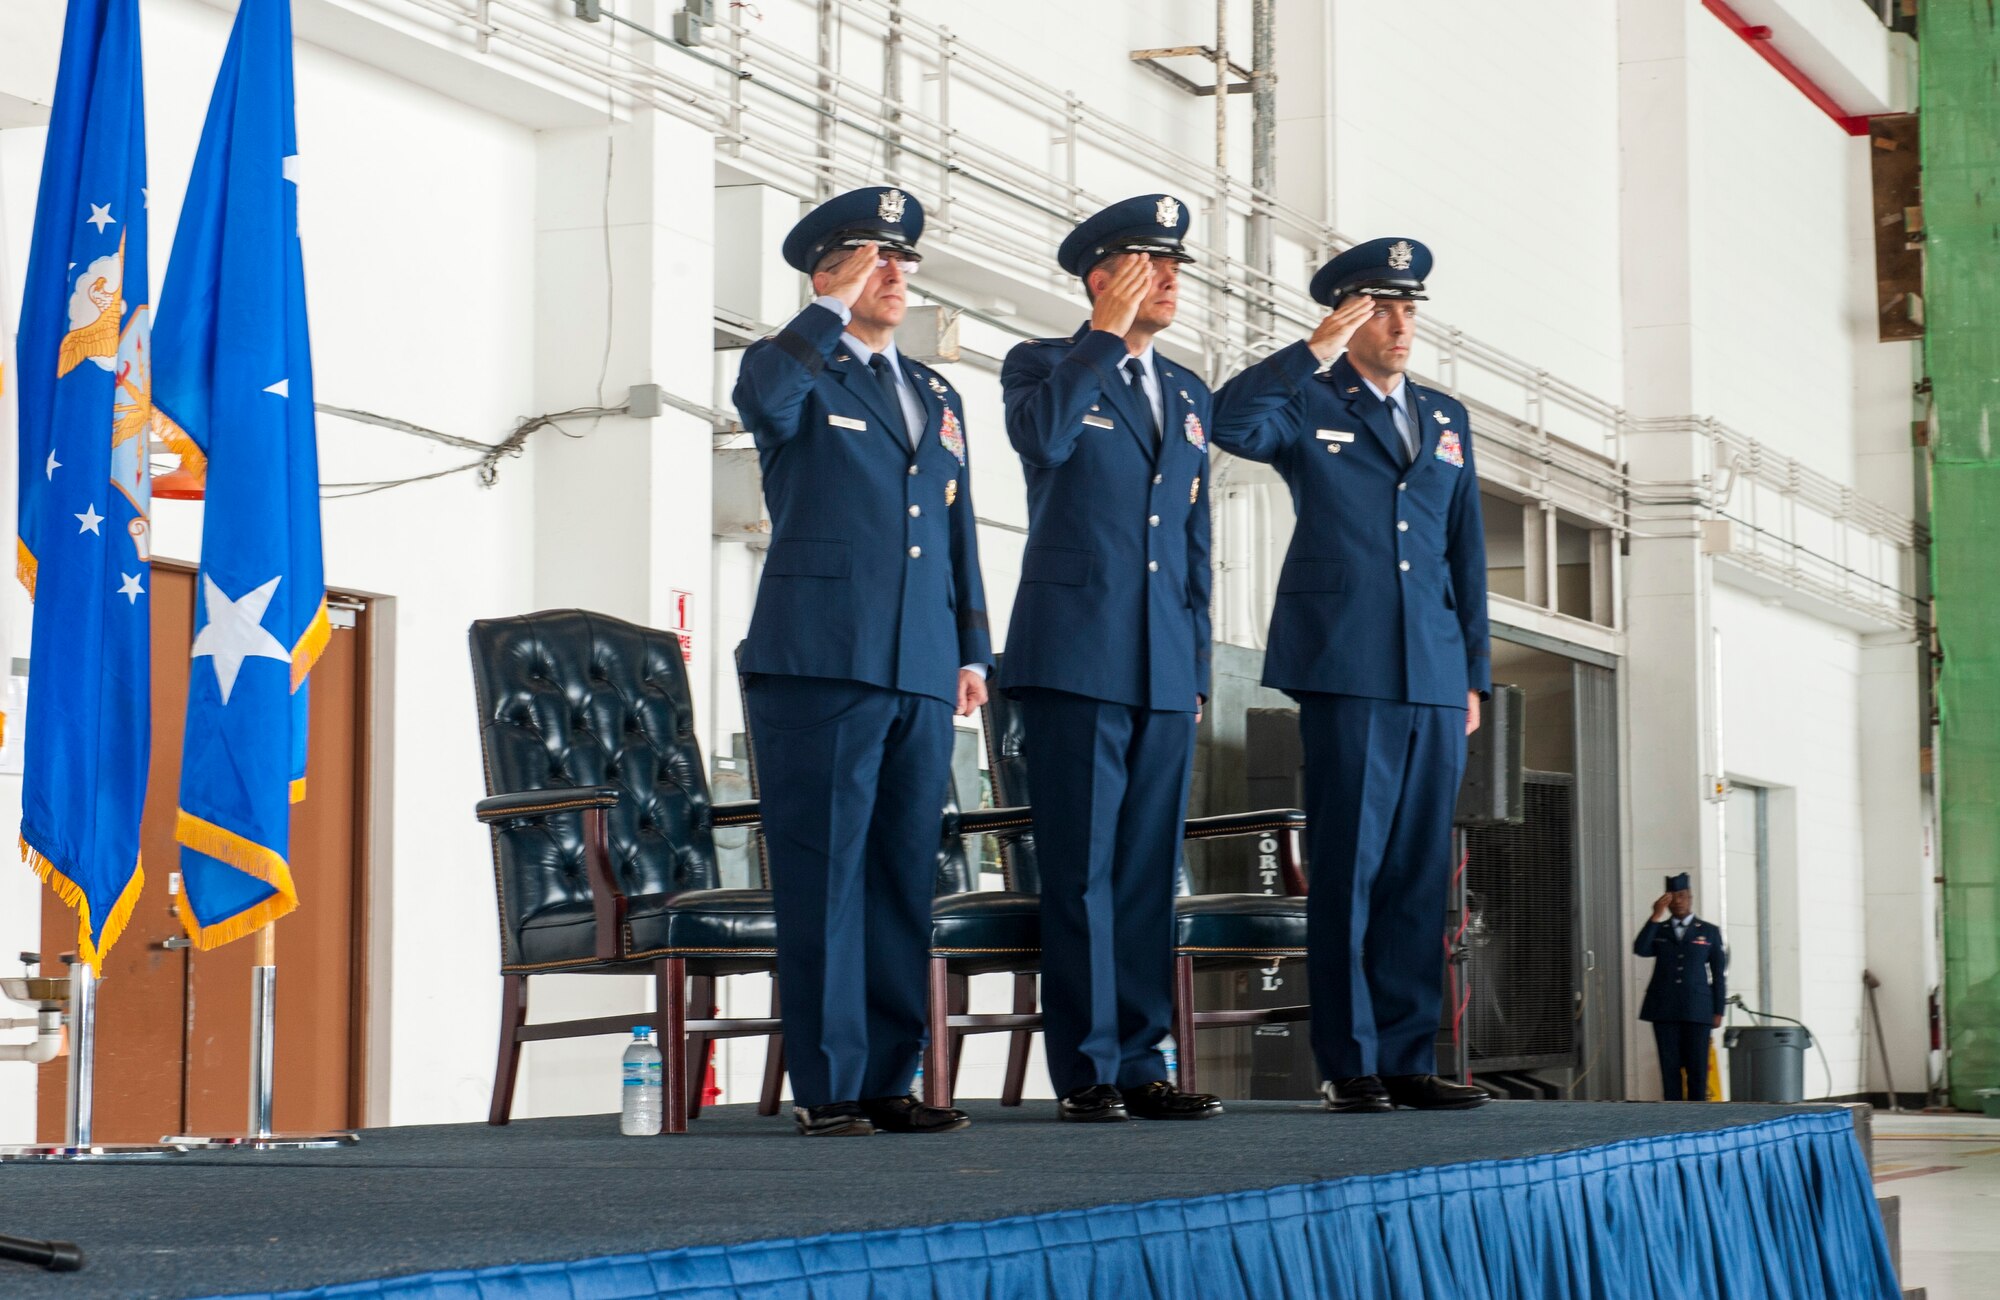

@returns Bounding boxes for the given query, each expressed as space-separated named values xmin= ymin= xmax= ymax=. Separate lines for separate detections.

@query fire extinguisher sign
xmin=669 ymin=590 xmax=693 ymax=663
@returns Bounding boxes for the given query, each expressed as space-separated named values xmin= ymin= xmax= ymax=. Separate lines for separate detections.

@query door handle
xmin=156 ymin=936 xmax=193 ymax=951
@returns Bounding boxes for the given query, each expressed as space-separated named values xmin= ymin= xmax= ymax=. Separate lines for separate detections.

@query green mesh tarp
xmin=1922 ymin=1 xmax=2000 ymax=1112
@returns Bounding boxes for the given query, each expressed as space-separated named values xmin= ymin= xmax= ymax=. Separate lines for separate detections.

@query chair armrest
xmin=475 ymin=786 xmax=626 ymax=962
xmin=958 ymin=806 xmax=1035 ymax=837
xmin=712 ymin=800 xmax=762 ymax=829
xmin=475 ymin=786 xmax=621 ymax=824
xmin=1181 ymin=808 xmax=1309 ymax=897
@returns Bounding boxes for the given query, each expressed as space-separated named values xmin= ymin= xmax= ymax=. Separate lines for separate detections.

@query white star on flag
xmin=75 ymin=504 xmax=104 ymax=535
xmin=282 ymin=155 xmax=300 ymax=184
xmin=263 ymin=378 xmax=289 ymax=398
xmin=86 ymin=203 xmax=114 ymax=232
xmin=118 ymin=572 xmax=144 ymax=604
xmin=191 ymin=575 xmax=291 ymax=705
xmin=45 ymin=450 xmax=62 ymax=480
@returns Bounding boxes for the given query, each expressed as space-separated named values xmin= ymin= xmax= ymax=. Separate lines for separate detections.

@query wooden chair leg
xmin=758 ymin=978 xmax=786 ymax=1116
xmin=685 ymin=974 xmax=714 ymax=1119
xmin=488 ymin=973 xmax=528 ymax=1126
xmin=1173 ymin=954 xmax=1198 ymax=1094
xmin=1001 ymin=973 xmax=1035 ymax=1107
xmin=660 ymin=957 xmax=690 ymax=1134
xmin=924 ymin=956 xmax=952 ymax=1108
xmin=947 ymin=973 xmax=969 ymax=1093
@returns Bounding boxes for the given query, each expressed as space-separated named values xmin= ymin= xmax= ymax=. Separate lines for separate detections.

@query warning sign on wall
xmin=669 ymin=590 xmax=693 ymax=663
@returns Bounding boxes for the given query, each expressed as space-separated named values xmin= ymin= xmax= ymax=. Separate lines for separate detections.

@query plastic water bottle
xmin=1160 ymin=1035 xmax=1179 ymax=1085
xmin=620 ymin=1026 xmax=663 ymax=1135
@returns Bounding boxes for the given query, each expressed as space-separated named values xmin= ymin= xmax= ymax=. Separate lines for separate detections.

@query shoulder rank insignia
xmin=1433 ymin=409 xmax=1450 ymax=424
xmin=1190 ymin=475 xmax=1201 ymax=505
xmin=946 ymin=478 xmax=959 ymax=507
xmin=927 ymin=375 xmax=949 ymax=395
xmin=1184 ymin=411 xmax=1206 ymax=450
xmin=939 ymin=406 xmax=967 ymax=464
xmin=1435 ymin=427 xmax=1465 ymax=467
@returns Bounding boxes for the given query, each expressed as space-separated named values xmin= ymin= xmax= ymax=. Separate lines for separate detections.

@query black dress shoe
xmin=1381 ymin=1074 xmax=1491 ymax=1111
xmin=794 ymin=1101 xmax=877 ymax=1136
xmin=860 ymin=1095 xmax=971 ymax=1134
xmin=1058 ymin=1084 xmax=1130 ymax=1123
xmin=1121 ymin=1081 xmax=1225 ymax=1120
xmin=1320 ymin=1076 xmax=1393 ymax=1114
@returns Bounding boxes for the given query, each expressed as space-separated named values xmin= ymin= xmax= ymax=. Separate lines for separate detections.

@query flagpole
xmin=0 ymin=957 xmax=181 ymax=1162
xmin=165 ymin=923 xmax=355 ymax=1151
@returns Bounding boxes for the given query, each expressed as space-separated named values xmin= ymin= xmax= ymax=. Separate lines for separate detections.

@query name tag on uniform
xmin=828 ymin=414 xmax=867 ymax=431
xmin=1083 ymin=414 xmax=1115 ymax=429
xmin=1315 ymin=429 xmax=1356 ymax=443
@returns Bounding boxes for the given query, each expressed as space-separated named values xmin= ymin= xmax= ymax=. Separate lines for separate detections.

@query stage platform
xmin=1 ymin=1099 xmax=1897 ymax=1299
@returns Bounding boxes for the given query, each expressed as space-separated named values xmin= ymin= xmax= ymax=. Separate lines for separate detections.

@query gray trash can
xmin=1724 ymin=1025 xmax=1811 ymax=1102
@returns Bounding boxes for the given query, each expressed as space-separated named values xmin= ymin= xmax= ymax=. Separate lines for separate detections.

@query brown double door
xmin=37 ymin=561 xmax=370 ymax=1142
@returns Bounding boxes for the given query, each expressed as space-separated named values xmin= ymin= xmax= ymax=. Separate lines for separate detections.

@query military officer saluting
xmin=733 ymin=187 xmax=992 ymax=1137
xmin=1211 ymin=238 xmax=1492 ymax=1114
xmin=1633 ymin=873 xmax=1728 ymax=1100
xmin=999 ymin=195 xmax=1222 ymax=1124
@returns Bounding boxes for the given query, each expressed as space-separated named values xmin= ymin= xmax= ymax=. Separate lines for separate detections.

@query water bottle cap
xmin=632 ymin=1026 xmax=650 ymax=1038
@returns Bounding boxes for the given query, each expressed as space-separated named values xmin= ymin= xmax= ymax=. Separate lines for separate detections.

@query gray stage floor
xmin=0 ymin=1098 xmax=1830 ymax=1299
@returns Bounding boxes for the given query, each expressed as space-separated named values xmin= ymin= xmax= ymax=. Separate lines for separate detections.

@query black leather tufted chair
xmin=980 ymin=654 xmax=1312 ymax=1099
xmin=471 ymin=609 xmax=780 ymax=1133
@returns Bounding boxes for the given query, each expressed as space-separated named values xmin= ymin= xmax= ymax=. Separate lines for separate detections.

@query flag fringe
xmin=21 ymin=836 xmax=143 ymax=975
xmin=150 ymin=407 xmax=209 ymax=485
xmin=17 ymin=538 xmax=36 ymax=600
xmin=174 ymin=810 xmax=298 ymax=949
xmin=290 ymin=597 xmax=329 ymax=692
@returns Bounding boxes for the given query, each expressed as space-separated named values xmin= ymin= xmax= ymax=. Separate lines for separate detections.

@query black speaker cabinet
xmin=1454 ymin=683 xmax=1524 ymax=827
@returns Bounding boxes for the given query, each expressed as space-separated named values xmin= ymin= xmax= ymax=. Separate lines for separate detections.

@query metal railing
xmin=377 ymin=0 xmax=1921 ymax=632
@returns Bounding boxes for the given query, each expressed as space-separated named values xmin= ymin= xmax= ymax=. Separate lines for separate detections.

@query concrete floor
xmin=1874 ymin=1112 xmax=2000 ymax=1300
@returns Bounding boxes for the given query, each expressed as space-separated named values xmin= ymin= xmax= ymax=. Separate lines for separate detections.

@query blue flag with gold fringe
xmin=15 ymin=0 xmax=152 ymax=973
xmin=154 ymin=0 xmax=327 ymax=947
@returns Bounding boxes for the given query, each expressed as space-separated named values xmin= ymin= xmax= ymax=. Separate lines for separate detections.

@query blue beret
xmin=782 ymin=186 xmax=925 ymax=274
xmin=1309 ymin=236 xmax=1432 ymax=306
xmin=1665 ymin=873 xmax=1691 ymax=893
xmin=1057 ymin=194 xmax=1195 ymax=278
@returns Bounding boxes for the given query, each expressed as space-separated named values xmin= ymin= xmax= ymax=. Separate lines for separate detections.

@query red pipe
xmin=1702 ymin=0 xmax=1872 ymax=136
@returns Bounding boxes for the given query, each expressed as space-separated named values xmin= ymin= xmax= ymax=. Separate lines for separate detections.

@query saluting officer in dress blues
xmin=1211 ymin=238 xmax=1493 ymax=1114
xmin=1634 ymin=873 xmax=1728 ymax=1100
xmin=999 ymin=195 xmax=1223 ymax=1124
xmin=733 ymin=187 xmax=992 ymax=1137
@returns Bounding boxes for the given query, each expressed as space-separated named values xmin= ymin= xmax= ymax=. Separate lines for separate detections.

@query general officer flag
xmin=15 ymin=0 xmax=153 ymax=973
xmin=154 ymin=0 xmax=328 ymax=948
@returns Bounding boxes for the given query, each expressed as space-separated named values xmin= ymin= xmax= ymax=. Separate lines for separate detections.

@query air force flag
xmin=154 ymin=0 xmax=327 ymax=947
xmin=15 ymin=0 xmax=152 ymax=972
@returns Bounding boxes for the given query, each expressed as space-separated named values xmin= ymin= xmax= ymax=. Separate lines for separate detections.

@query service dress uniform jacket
xmin=1633 ymin=915 xmax=1727 ymax=1099
xmin=732 ymin=297 xmax=992 ymax=1109
xmin=998 ymin=322 xmax=1213 ymax=1097
xmin=1211 ymin=345 xmax=1489 ymax=1082
xmin=737 ymin=300 xmax=991 ymax=702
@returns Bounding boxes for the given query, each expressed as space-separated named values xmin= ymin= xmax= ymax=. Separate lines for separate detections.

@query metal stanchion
xmin=166 ymin=926 xmax=356 ymax=1150
xmin=0 ymin=957 xmax=182 ymax=1162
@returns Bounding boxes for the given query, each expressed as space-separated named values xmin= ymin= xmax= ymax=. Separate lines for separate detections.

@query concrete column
xmin=1618 ymin=0 xmax=1723 ymax=1098
xmin=520 ymin=14 xmax=717 ymax=1114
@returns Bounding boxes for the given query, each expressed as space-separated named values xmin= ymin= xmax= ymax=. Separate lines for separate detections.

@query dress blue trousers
xmin=1297 ymin=693 xmax=1466 ymax=1080
xmin=1653 ymin=1019 xmax=1712 ymax=1100
xmin=744 ymin=675 xmax=952 ymax=1107
xmin=1018 ymin=689 xmax=1196 ymax=1096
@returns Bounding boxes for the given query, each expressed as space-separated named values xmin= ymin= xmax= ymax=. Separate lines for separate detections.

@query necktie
xmin=1385 ymin=393 xmax=1417 ymax=465
xmin=870 ymin=353 xmax=909 ymax=446
xmin=1125 ymin=357 xmax=1160 ymax=444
